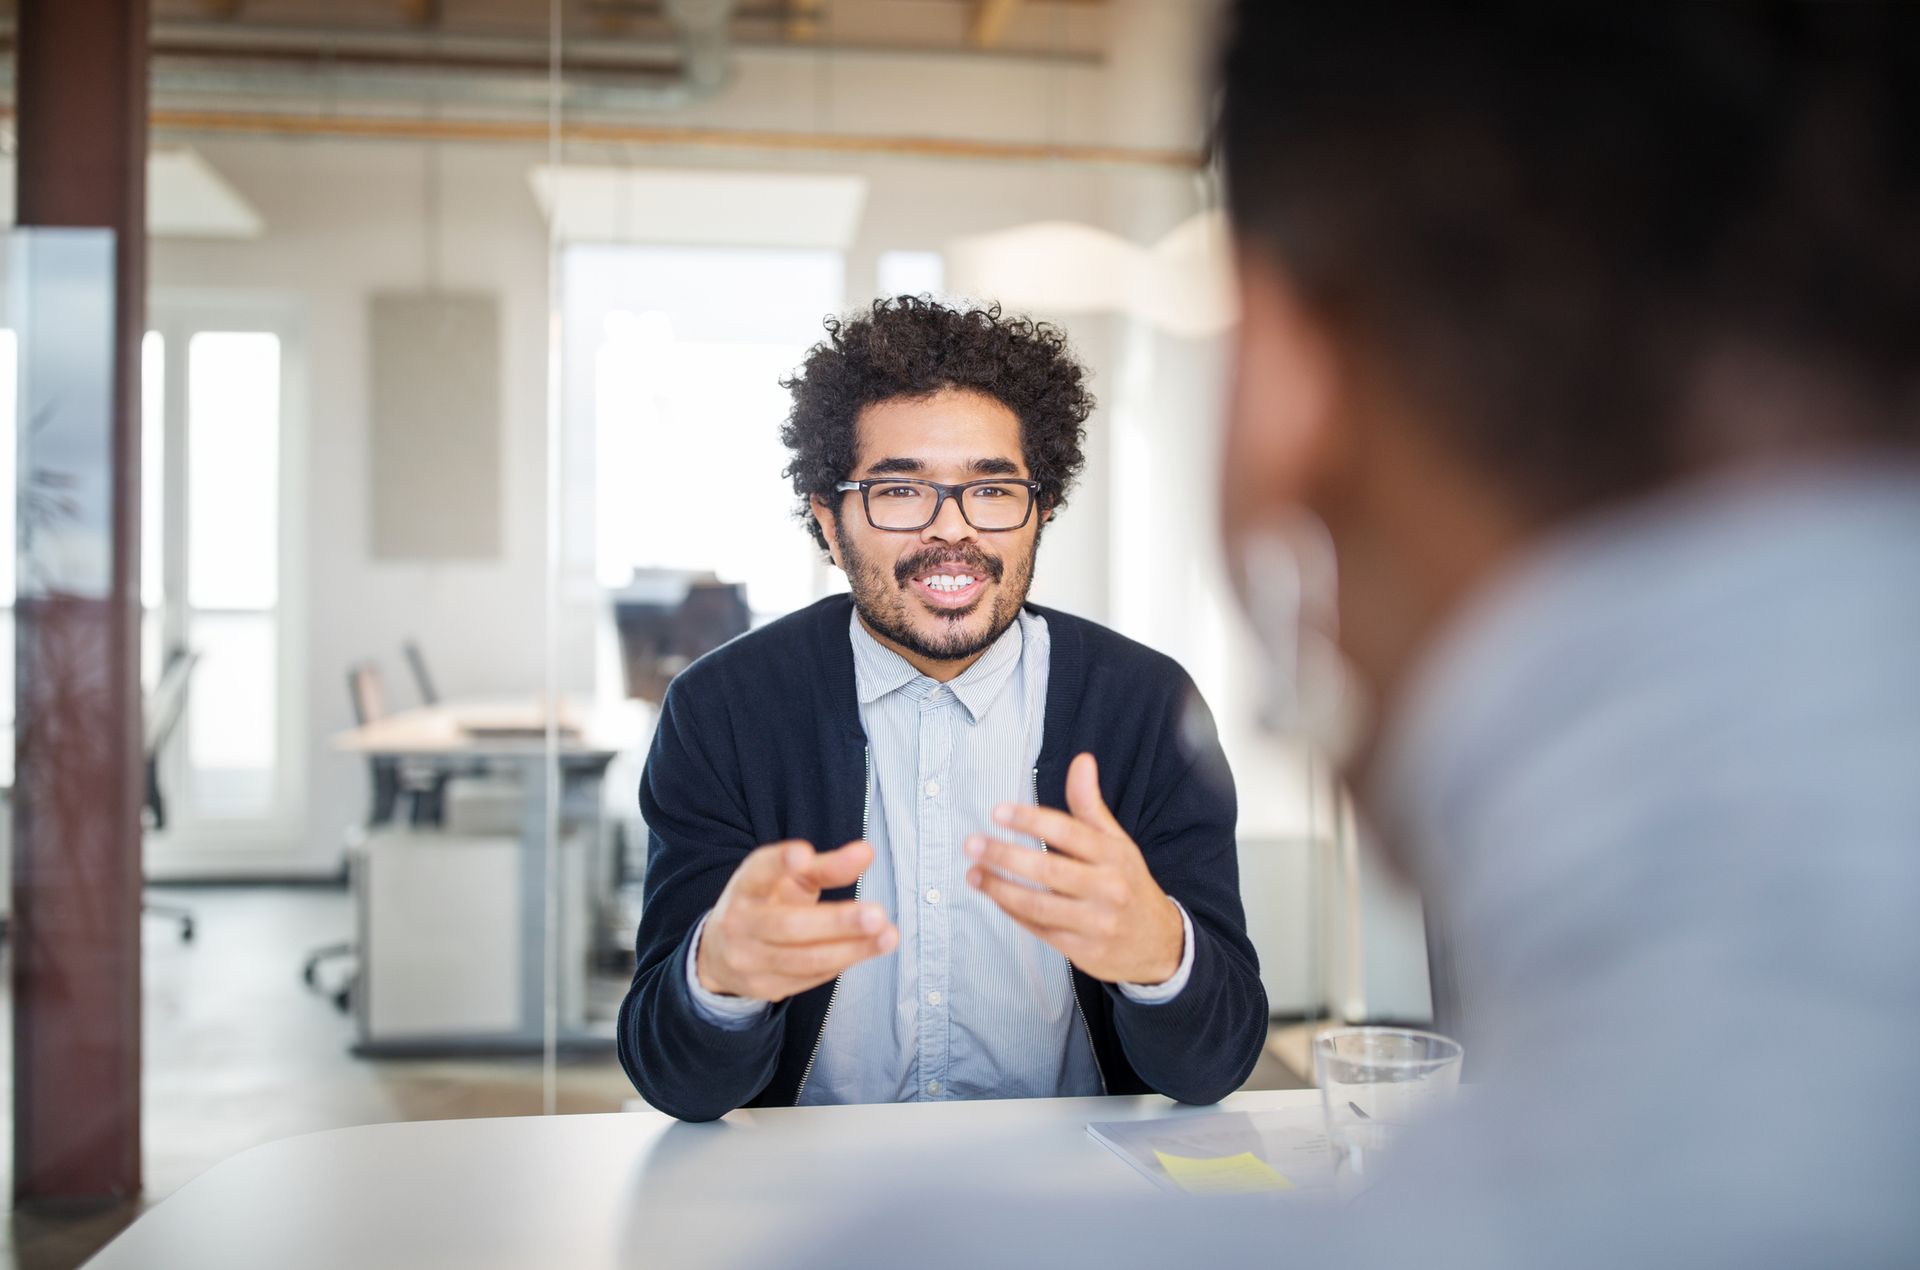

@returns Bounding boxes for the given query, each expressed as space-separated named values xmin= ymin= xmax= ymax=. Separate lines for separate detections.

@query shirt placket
xmin=914 ymin=687 xmax=955 ymax=1098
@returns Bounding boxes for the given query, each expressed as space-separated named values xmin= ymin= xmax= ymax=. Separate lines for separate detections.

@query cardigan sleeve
xmin=1103 ymin=676 xmax=1269 ymax=1104
xmin=616 ymin=674 xmax=790 ymax=1122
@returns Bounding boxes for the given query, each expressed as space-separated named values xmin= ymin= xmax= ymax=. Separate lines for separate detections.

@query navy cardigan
xmin=617 ymin=596 xmax=1267 ymax=1122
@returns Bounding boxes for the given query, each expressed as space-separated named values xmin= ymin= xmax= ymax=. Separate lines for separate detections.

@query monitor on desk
xmin=611 ymin=570 xmax=752 ymax=703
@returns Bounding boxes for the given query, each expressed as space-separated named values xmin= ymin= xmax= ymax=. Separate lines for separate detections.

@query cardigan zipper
xmin=1037 ymin=765 xmax=1107 ymax=1094
xmin=794 ymin=745 xmax=871 ymax=1105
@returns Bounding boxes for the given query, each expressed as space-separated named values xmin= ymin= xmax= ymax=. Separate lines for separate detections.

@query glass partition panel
xmin=0 ymin=329 xmax=15 ymax=746
xmin=0 ymin=3 xmax=1357 ymax=1263
xmin=3 ymin=224 xmax=142 ymax=1254
xmin=132 ymin=2 xmax=577 ymax=1221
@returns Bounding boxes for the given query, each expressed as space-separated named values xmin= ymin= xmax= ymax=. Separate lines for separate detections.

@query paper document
xmin=1089 ymin=1108 xmax=1333 ymax=1196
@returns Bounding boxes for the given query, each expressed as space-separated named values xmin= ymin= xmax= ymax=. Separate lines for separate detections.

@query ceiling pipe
xmin=666 ymin=0 xmax=738 ymax=96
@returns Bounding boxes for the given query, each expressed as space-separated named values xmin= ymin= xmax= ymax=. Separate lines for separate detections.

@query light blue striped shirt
xmin=686 ymin=607 xmax=1193 ymax=1104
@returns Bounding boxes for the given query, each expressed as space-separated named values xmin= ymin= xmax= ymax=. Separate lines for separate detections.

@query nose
xmin=921 ymin=489 xmax=978 ymax=545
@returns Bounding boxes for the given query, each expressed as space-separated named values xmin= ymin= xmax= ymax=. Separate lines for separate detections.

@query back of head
xmin=1213 ymin=12 xmax=1920 ymax=1265
xmin=1216 ymin=1 xmax=1920 ymax=520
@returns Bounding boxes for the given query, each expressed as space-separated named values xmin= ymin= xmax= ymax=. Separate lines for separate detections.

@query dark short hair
xmin=1217 ymin=2 xmax=1920 ymax=517
xmin=780 ymin=297 xmax=1094 ymax=556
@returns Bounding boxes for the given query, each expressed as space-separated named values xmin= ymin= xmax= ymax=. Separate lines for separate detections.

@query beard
xmin=839 ymin=531 xmax=1039 ymax=664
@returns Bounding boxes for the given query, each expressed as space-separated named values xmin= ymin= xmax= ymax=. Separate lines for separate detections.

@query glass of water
xmin=1314 ymin=1027 xmax=1464 ymax=1187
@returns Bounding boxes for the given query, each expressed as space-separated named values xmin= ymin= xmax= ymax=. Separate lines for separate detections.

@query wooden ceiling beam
xmin=970 ymin=0 xmax=1023 ymax=49
xmin=785 ymin=0 xmax=827 ymax=43
xmin=134 ymin=106 xmax=1205 ymax=169
xmin=398 ymin=0 xmax=443 ymax=29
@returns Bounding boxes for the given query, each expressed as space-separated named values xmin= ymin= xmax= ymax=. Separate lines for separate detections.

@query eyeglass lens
xmin=865 ymin=481 xmax=1031 ymax=531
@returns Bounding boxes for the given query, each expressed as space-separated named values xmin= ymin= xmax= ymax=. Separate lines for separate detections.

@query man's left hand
xmin=964 ymin=752 xmax=1184 ymax=986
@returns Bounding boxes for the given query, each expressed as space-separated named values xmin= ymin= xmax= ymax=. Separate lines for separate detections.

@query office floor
xmin=0 ymin=885 xmax=1306 ymax=1270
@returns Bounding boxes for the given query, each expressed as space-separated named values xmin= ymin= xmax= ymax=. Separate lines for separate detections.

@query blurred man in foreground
xmin=1206 ymin=1 xmax=1919 ymax=1263
xmin=790 ymin=3 xmax=1918 ymax=1265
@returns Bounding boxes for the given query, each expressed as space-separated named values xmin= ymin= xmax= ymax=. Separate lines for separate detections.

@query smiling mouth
xmin=909 ymin=568 xmax=987 ymax=610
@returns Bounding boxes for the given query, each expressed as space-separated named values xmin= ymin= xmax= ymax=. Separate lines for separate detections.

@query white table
xmin=84 ymin=1089 xmax=1320 ymax=1269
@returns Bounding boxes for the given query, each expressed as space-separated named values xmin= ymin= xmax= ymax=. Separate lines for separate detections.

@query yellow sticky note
xmin=1153 ymin=1149 xmax=1294 ymax=1195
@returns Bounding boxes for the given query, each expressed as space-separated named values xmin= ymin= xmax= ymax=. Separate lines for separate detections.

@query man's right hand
xmin=695 ymin=839 xmax=898 ymax=1003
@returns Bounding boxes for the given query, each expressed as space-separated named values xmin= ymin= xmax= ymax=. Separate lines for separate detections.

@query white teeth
xmin=922 ymin=574 xmax=977 ymax=593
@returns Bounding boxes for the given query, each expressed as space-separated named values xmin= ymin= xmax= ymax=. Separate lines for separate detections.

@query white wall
xmin=151 ymin=138 xmax=576 ymax=875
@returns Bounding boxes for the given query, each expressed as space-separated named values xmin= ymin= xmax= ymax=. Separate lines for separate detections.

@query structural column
xmin=11 ymin=0 xmax=150 ymax=1205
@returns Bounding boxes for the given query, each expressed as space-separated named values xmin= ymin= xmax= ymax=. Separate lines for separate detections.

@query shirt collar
xmin=848 ymin=608 xmax=1027 ymax=724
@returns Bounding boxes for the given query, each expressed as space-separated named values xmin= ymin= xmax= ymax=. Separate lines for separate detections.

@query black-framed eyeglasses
xmin=834 ymin=477 xmax=1042 ymax=533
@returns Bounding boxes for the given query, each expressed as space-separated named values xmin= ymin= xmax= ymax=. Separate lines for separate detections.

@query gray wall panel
xmin=369 ymin=291 xmax=502 ymax=560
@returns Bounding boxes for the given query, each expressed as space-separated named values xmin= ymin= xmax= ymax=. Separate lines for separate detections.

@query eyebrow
xmin=862 ymin=455 xmax=1023 ymax=477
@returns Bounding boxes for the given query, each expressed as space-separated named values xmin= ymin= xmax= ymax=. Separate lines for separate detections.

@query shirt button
xmin=926 ymin=990 xmax=942 ymax=1006
xmin=926 ymin=1080 xmax=942 ymax=1096
xmin=923 ymin=780 xmax=940 ymax=798
xmin=924 ymin=887 xmax=941 ymax=905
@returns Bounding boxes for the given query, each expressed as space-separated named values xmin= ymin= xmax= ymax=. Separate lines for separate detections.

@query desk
xmin=85 ymin=1089 xmax=1319 ymax=1269
xmin=335 ymin=699 xmax=652 ymax=764
xmin=334 ymin=698 xmax=654 ymax=1054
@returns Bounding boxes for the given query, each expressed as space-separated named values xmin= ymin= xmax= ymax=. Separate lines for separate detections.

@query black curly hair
xmin=780 ymin=296 xmax=1094 ymax=557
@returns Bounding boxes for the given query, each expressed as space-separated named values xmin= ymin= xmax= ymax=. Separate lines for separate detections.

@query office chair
xmin=402 ymin=638 xmax=439 ymax=706
xmin=402 ymin=638 xmax=502 ymax=793
xmin=142 ymin=647 xmax=202 ymax=944
xmin=348 ymin=661 xmax=454 ymax=827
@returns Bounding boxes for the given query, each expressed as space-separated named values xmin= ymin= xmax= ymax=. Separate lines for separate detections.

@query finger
xmin=967 ymin=866 xmax=1104 ymax=936
xmin=989 ymin=802 xmax=1115 ymax=863
xmin=746 ymin=929 xmax=899 ymax=991
xmin=1065 ymin=752 xmax=1125 ymax=836
xmin=997 ymin=909 xmax=1097 ymax=964
xmin=963 ymin=834 xmax=1103 ymax=898
xmin=753 ymin=899 xmax=890 ymax=946
xmin=768 ymin=840 xmax=871 ymax=902
xmin=787 ymin=839 xmax=875 ymax=892
xmin=736 ymin=841 xmax=813 ymax=896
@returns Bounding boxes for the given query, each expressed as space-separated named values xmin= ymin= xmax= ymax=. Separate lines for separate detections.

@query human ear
xmin=811 ymin=495 xmax=847 ymax=570
xmin=1221 ymin=245 xmax=1344 ymax=549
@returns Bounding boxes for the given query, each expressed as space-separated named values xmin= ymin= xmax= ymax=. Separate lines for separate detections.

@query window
xmin=1 ymin=305 xmax=296 ymax=838
xmin=567 ymin=245 xmax=845 ymax=618
xmin=877 ymin=250 xmax=946 ymax=300
xmin=142 ymin=330 xmax=165 ymax=690
xmin=0 ymin=331 xmax=169 ymax=780
xmin=182 ymin=331 xmax=282 ymax=817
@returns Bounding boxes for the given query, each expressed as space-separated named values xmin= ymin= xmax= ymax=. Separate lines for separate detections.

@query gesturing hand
xmin=964 ymin=752 xmax=1185 ymax=987
xmin=696 ymin=839 xmax=899 ymax=1003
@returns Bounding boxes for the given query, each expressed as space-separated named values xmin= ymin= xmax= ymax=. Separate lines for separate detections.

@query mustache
xmin=893 ymin=546 xmax=1004 ymax=587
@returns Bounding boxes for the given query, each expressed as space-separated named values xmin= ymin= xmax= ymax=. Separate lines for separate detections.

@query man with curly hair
xmin=617 ymin=297 xmax=1268 ymax=1121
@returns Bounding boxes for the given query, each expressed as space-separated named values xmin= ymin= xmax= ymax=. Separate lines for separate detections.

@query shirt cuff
xmin=1117 ymin=899 xmax=1195 ymax=1005
xmin=684 ymin=911 xmax=772 ymax=1029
